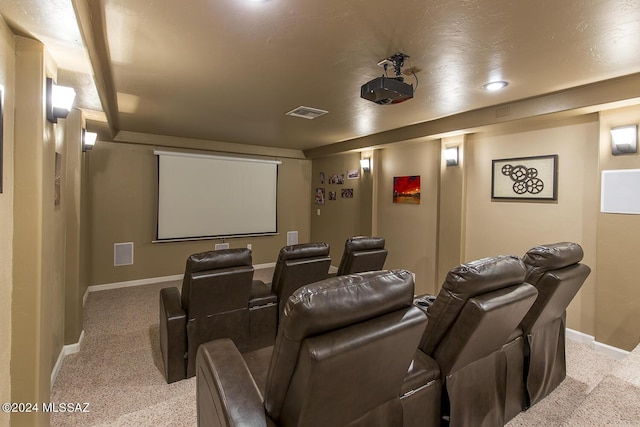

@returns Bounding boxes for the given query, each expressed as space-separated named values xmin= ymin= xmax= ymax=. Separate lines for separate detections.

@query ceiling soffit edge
xmin=113 ymin=131 xmax=307 ymax=160
xmin=304 ymin=72 xmax=640 ymax=159
xmin=71 ymin=0 xmax=119 ymax=138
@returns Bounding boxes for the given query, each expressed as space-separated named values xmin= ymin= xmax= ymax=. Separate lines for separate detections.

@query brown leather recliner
xmin=418 ymin=255 xmax=538 ymax=427
xmin=336 ymin=236 xmax=388 ymax=276
xmin=268 ymin=242 xmax=332 ymax=318
xmin=196 ymin=270 xmax=432 ymax=427
xmin=520 ymin=242 xmax=591 ymax=407
xmin=159 ymin=248 xmax=277 ymax=383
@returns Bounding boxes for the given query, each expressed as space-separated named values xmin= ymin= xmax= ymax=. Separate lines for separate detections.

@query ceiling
xmin=2 ymin=0 xmax=640 ymax=156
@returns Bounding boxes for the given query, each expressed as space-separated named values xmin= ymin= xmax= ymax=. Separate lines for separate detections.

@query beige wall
xmin=596 ymin=105 xmax=640 ymax=351
xmin=309 ymin=114 xmax=604 ymax=338
xmin=376 ymin=140 xmax=441 ymax=296
xmin=308 ymin=110 xmax=640 ymax=351
xmin=63 ymin=109 xmax=85 ymax=345
xmin=9 ymin=35 xmax=83 ymax=426
xmin=88 ymin=142 xmax=312 ymax=285
xmin=12 ymin=36 xmax=49 ymax=426
xmin=464 ymin=115 xmax=600 ymax=334
xmin=0 ymin=16 xmax=15 ymax=427
xmin=310 ymin=152 xmax=368 ymax=263
xmin=437 ymin=135 xmax=467 ymax=287
xmin=45 ymin=112 xmax=66 ymax=376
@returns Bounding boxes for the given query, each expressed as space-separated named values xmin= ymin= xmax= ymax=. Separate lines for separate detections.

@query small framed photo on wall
xmin=314 ymin=187 xmax=325 ymax=205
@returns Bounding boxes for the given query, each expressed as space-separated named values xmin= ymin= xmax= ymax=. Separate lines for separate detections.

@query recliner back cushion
xmin=185 ymin=267 xmax=254 ymax=319
xmin=264 ymin=269 xmax=416 ymax=421
xmin=337 ymin=236 xmax=387 ymax=275
xmin=271 ymin=243 xmax=330 ymax=293
xmin=433 ymin=283 xmax=538 ymax=374
xmin=274 ymin=257 xmax=331 ymax=316
xmin=420 ymin=255 xmax=527 ymax=355
xmin=521 ymin=242 xmax=590 ymax=333
xmin=520 ymin=263 xmax=590 ymax=332
xmin=279 ymin=307 xmax=427 ymax=427
xmin=181 ymin=248 xmax=254 ymax=316
xmin=338 ymin=250 xmax=388 ymax=276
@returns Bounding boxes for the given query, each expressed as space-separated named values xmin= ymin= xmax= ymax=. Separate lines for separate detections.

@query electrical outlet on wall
xmin=247 ymin=244 xmax=252 ymax=250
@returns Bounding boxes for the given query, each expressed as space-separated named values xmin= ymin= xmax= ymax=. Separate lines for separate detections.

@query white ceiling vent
xmin=285 ymin=106 xmax=328 ymax=120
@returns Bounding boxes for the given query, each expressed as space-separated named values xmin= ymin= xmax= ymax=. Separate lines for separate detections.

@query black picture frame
xmin=491 ymin=154 xmax=558 ymax=201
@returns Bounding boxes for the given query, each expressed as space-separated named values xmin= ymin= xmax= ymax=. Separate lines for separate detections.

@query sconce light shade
xmin=610 ymin=125 xmax=638 ymax=155
xmin=360 ymin=158 xmax=371 ymax=172
xmin=46 ymin=77 xmax=76 ymax=123
xmin=444 ymin=147 xmax=459 ymax=166
xmin=82 ymin=129 xmax=97 ymax=152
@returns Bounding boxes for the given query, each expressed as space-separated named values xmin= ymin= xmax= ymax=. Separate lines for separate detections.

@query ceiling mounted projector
xmin=361 ymin=52 xmax=414 ymax=105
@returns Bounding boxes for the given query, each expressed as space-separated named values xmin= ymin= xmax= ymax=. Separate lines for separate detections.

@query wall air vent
xmin=285 ymin=106 xmax=328 ymax=120
xmin=114 ymin=242 xmax=134 ymax=266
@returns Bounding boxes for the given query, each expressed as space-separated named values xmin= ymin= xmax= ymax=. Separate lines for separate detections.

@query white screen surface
xmin=156 ymin=150 xmax=279 ymax=240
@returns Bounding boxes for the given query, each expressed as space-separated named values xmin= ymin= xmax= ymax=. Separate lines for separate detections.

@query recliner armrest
xmin=250 ymin=280 xmax=278 ymax=307
xmin=196 ymin=338 xmax=269 ymax=427
xmin=159 ymin=287 xmax=187 ymax=383
xmin=161 ymin=286 xmax=186 ymax=320
xmin=401 ymin=350 xmax=441 ymax=427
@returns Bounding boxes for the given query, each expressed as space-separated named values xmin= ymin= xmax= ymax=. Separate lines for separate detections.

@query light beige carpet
xmin=51 ymin=276 xmax=639 ymax=426
xmin=506 ymin=339 xmax=630 ymax=426
xmin=51 ymin=280 xmax=196 ymax=426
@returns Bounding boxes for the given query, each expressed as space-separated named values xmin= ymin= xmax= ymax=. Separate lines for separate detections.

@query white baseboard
xmin=255 ymin=262 xmax=276 ymax=270
xmin=566 ymin=328 xmax=594 ymax=344
xmin=65 ymin=330 xmax=85 ymax=356
xmin=88 ymin=274 xmax=184 ymax=293
xmin=87 ymin=263 xmax=277 ymax=293
xmin=83 ymin=287 xmax=89 ymax=307
xmin=594 ymin=340 xmax=630 ymax=360
xmin=566 ymin=328 xmax=630 ymax=360
xmin=51 ymin=330 xmax=84 ymax=390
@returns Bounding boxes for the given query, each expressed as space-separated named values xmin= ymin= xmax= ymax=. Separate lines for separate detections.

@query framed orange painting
xmin=393 ymin=175 xmax=420 ymax=204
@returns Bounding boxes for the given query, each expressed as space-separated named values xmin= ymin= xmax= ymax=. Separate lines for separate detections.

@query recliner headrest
xmin=345 ymin=236 xmax=385 ymax=253
xmin=185 ymin=248 xmax=252 ymax=274
xmin=522 ymin=242 xmax=584 ymax=271
xmin=443 ymin=255 xmax=527 ymax=298
xmin=522 ymin=242 xmax=585 ymax=286
xmin=281 ymin=269 xmax=414 ymax=341
xmin=277 ymin=242 xmax=330 ymax=262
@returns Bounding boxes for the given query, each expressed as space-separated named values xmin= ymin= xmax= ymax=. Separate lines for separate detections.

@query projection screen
xmin=155 ymin=150 xmax=280 ymax=241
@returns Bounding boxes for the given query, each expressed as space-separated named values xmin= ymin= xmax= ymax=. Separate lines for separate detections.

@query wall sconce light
xmin=46 ymin=77 xmax=76 ymax=123
xmin=444 ymin=147 xmax=459 ymax=166
xmin=360 ymin=158 xmax=371 ymax=172
xmin=82 ymin=129 xmax=97 ymax=152
xmin=610 ymin=125 xmax=637 ymax=155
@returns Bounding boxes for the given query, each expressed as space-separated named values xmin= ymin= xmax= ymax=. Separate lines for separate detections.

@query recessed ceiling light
xmin=482 ymin=80 xmax=509 ymax=91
